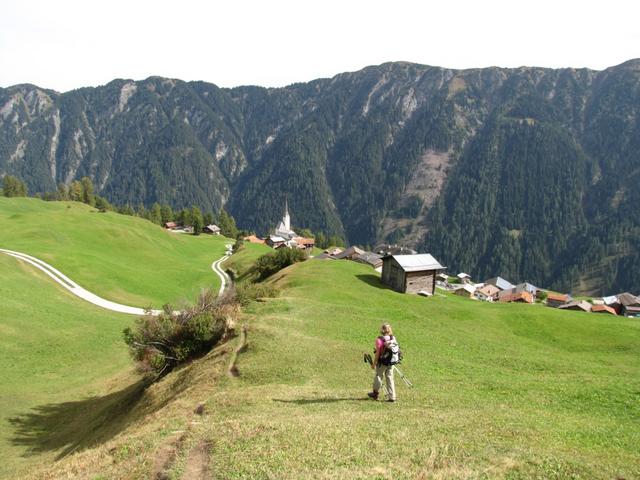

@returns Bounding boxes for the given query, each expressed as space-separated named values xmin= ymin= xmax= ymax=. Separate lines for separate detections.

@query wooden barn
xmin=381 ymin=254 xmax=445 ymax=295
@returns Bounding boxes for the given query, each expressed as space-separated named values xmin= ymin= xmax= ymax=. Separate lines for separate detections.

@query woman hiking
xmin=367 ymin=323 xmax=399 ymax=402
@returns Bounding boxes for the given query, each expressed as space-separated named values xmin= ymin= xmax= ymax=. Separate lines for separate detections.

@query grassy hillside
xmin=0 ymin=198 xmax=229 ymax=308
xmin=0 ymin=254 xmax=133 ymax=478
xmin=30 ymin=258 xmax=640 ymax=479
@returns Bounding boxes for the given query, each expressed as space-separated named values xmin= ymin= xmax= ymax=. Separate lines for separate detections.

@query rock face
xmin=1 ymin=60 xmax=640 ymax=294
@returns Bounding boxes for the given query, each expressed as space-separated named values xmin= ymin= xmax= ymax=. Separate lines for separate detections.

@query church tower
xmin=283 ymin=197 xmax=291 ymax=232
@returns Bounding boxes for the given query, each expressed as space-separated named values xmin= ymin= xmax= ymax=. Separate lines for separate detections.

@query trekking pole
xmin=363 ymin=353 xmax=389 ymax=398
xmin=393 ymin=365 xmax=414 ymax=388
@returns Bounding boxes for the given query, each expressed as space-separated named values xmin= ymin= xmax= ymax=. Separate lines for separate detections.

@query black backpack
xmin=378 ymin=335 xmax=402 ymax=365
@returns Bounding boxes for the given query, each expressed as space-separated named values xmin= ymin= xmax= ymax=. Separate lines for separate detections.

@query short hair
xmin=380 ymin=323 xmax=393 ymax=336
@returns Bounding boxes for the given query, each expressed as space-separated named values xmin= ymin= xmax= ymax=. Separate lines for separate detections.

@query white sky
xmin=1 ymin=0 xmax=639 ymax=92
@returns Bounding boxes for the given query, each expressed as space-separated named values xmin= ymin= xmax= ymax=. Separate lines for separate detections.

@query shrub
xmin=123 ymin=290 xmax=238 ymax=377
xmin=254 ymin=248 xmax=307 ymax=280
xmin=235 ymin=282 xmax=280 ymax=306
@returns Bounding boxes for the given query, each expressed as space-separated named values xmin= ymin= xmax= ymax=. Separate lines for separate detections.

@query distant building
xmin=164 ymin=221 xmax=178 ymax=230
xmin=381 ymin=254 xmax=445 ymax=295
xmin=325 ymin=247 xmax=344 ymax=256
xmin=274 ymin=198 xmax=297 ymax=240
xmin=457 ymin=272 xmax=472 ymax=284
xmin=617 ymin=292 xmax=640 ymax=317
xmin=485 ymin=276 xmax=515 ymax=291
xmin=454 ymin=284 xmax=476 ymax=298
xmin=498 ymin=289 xmax=534 ymax=304
xmin=291 ymin=237 xmax=315 ymax=250
xmin=353 ymin=252 xmax=384 ymax=271
xmin=334 ymin=246 xmax=365 ymax=260
xmin=244 ymin=235 xmax=265 ymax=244
xmin=203 ymin=224 xmax=221 ymax=235
xmin=546 ymin=292 xmax=570 ymax=308
xmin=265 ymin=235 xmax=286 ymax=248
xmin=558 ymin=301 xmax=592 ymax=313
xmin=591 ymin=304 xmax=617 ymax=315
xmin=475 ymin=284 xmax=500 ymax=302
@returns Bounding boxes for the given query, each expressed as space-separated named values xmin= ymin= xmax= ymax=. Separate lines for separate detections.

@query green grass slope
xmin=0 ymin=254 xmax=134 ymax=478
xmin=0 ymin=198 xmax=229 ymax=308
xmin=197 ymin=260 xmax=640 ymax=479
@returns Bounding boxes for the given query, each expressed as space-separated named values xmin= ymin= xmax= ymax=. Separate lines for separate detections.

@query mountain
xmin=1 ymin=60 xmax=640 ymax=294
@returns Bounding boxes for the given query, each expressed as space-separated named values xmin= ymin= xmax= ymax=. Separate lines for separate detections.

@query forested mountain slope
xmin=1 ymin=60 xmax=639 ymax=294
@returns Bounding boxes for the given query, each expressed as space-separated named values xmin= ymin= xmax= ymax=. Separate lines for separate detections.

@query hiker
xmin=368 ymin=323 xmax=398 ymax=402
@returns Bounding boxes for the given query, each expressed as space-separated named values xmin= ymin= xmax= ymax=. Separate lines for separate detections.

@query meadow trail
xmin=0 ymin=246 xmax=233 ymax=315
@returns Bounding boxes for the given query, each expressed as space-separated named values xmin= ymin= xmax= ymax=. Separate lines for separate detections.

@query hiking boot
xmin=386 ymin=398 xmax=396 ymax=403
xmin=367 ymin=391 xmax=379 ymax=400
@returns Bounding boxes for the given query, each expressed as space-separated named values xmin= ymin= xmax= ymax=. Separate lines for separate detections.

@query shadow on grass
xmin=356 ymin=274 xmax=390 ymax=290
xmin=8 ymin=379 xmax=150 ymax=460
xmin=273 ymin=397 xmax=369 ymax=405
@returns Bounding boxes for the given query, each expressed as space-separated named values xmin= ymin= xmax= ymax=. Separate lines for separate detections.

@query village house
xmin=325 ymin=247 xmax=344 ymax=256
xmin=475 ymin=284 xmax=500 ymax=302
xmin=203 ymin=224 xmax=221 ymax=235
xmin=616 ymin=292 xmax=640 ymax=317
xmin=498 ymin=289 xmax=534 ymax=304
xmin=265 ymin=235 xmax=286 ymax=248
xmin=291 ymin=237 xmax=315 ymax=250
xmin=164 ymin=221 xmax=178 ymax=230
xmin=485 ymin=276 xmax=515 ymax=291
xmin=546 ymin=292 xmax=570 ymax=308
xmin=454 ymin=284 xmax=476 ymax=298
xmin=334 ymin=246 xmax=365 ymax=260
xmin=558 ymin=300 xmax=592 ymax=313
xmin=353 ymin=252 xmax=383 ymax=271
xmin=457 ymin=272 xmax=472 ymax=284
xmin=381 ymin=254 xmax=445 ymax=295
xmin=591 ymin=304 xmax=617 ymax=315
xmin=243 ymin=235 xmax=265 ymax=244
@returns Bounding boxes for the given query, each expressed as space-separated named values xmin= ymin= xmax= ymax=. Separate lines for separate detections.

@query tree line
xmin=1 ymin=174 xmax=240 ymax=238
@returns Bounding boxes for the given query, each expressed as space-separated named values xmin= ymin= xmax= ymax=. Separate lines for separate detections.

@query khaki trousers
xmin=373 ymin=364 xmax=396 ymax=400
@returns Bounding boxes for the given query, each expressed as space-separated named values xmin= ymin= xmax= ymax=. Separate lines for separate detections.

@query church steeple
xmin=283 ymin=196 xmax=290 ymax=231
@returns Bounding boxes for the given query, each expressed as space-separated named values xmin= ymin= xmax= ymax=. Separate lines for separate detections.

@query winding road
xmin=0 ymin=245 xmax=233 ymax=316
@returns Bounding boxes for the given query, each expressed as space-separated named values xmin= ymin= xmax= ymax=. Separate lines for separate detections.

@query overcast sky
xmin=1 ymin=0 xmax=639 ymax=92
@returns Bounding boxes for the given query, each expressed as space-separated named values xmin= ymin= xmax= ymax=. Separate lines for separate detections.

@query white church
xmin=266 ymin=199 xmax=315 ymax=250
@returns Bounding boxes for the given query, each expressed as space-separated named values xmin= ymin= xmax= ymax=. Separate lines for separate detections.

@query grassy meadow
xmin=0 ymin=197 xmax=229 ymax=308
xmin=0 ymin=253 xmax=134 ymax=478
xmin=192 ymin=259 xmax=640 ymax=479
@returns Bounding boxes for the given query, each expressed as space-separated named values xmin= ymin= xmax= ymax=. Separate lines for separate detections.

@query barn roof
xmin=386 ymin=254 xmax=445 ymax=272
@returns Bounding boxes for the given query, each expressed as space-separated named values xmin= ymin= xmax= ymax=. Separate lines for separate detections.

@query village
xmin=164 ymin=202 xmax=640 ymax=319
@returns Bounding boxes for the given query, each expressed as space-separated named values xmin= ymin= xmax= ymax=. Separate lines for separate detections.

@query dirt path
xmin=0 ymin=246 xmax=232 ymax=315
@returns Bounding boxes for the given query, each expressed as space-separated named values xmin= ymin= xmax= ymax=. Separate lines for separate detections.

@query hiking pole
xmin=392 ymin=365 xmax=414 ymax=388
xmin=363 ymin=353 xmax=389 ymax=398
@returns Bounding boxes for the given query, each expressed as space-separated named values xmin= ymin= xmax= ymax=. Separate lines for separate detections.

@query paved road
xmin=0 ymin=246 xmax=233 ymax=316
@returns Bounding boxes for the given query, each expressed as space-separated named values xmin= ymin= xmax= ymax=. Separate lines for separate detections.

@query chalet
xmin=485 ymin=276 xmax=515 ymax=291
xmin=325 ymin=247 xmax=344 ymax=256
xmin=265 ymin=235 xmax=286 ymax=248
xmin=515 ymin=282 xmax=539 ymax=298
xmin=617 ymin=292 xmax=640 ymax=317
xmin=292 ymin=237 xmax=315 ymax=250
xmin=454 ymin=284 xmax=476 ymax=298
xmin=591 ymin=304 xmax=617 ymax=315
xmin=546 ymin=292 xmax=570 ymax=308
xmin=164 ymin=221 xmax=178 ymax=230
xmin=203 ymin=224 xmax=221 ymax=235
xmin=335 ymin=246 xmax=365 ymax=260
xmin=457 ymin=272 xmax=472 ymax=284
xmin=475 ymin=284 xmax=500 ymax=302
xmin=244 ymin=235 xmax=265 ymax=244
xmin=353 ymin=252 xmax=383 ymax=271
xmin=498 ymin=289 xmax=534 ymax=304
xmin=558 ymin=301 xmax=592 ymax=313
xmin=381 ymin=254 xmax=445 ymax=295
